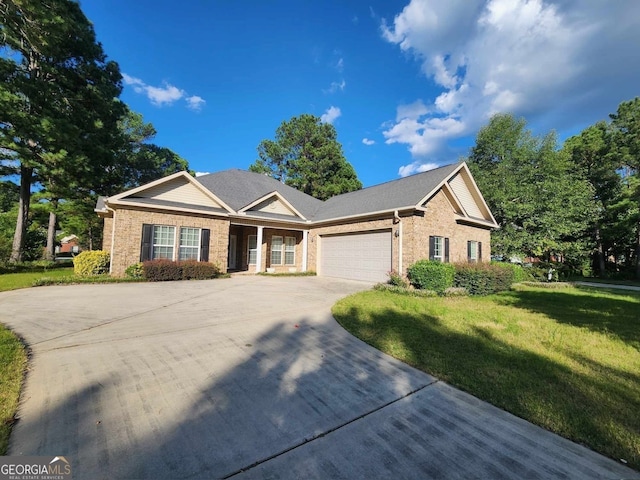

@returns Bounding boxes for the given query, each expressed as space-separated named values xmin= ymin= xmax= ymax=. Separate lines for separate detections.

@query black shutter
xmin=429 ymin=236 xmax=435 ymax=261
xmin=467 ymin=241 xmax=472 ymax=263
xmin=444 ymin=238 xmax=450 ymax=263
xmin=478 ymin=242 xmax=483 ymax=262
xmin=140 ymin=224 xmax=153 ymax=261
xmin=200 ymin=229 xmax=210 ymax=262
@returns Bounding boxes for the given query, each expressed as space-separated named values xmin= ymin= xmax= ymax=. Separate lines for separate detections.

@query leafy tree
xmin=609 ymin=98 xmax=640 ymax=277
xmin=564 ymin=122 xmax=622 ymax=276
xmin=250 ymin=114 xmax=361 ymax=200
xmin=467 ymin=114 xmax=593 ymax=265
xmin=0 ymin=0 xmax=125 ymax=262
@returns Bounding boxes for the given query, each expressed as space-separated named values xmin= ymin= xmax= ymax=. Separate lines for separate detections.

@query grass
xmin=0 ymin=267 xmax=74 ymax=292
xmin=0 ymin=325 xmax=27 ymax=454
xmin=333 ymin=285 xmax=640 ymax=470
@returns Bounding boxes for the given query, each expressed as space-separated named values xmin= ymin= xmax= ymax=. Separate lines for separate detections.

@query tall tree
xmin=564 ymin=122 xmax=622 ymax=276
xmin=0 ymin=0 xmax=124 ymax=262
xmin=467 ymin=114 xmax=593 ymax=264
xmin=250 ymin=114 xmax=362 ymax=200
xmin=609 ymin=98 xmax=640 ymax=278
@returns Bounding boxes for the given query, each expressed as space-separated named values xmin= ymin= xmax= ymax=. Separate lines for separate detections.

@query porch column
xmin=302 ymin=230 xmax=308 ymax=272
xmin=256 ymin=226 xmax=264 ymax=273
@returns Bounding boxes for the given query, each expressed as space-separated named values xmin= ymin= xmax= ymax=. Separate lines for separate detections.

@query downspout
xmin=105 ymin=204 xmax=116 ymax=275
xmin=394 ymin=210 xmax=403 ymax=275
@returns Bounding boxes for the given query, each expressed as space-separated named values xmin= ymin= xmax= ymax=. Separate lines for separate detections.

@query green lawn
xmin=0 ymin=267 xmax=74 ymax=292
xmin=0 ymin=325 xmax=27 ymax=454
xmin=333 ymin=285 xmax=640 ymax=470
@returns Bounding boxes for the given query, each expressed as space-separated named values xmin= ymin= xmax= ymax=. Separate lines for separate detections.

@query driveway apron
xmin=1 ymin=277 xmax=636 ymax=479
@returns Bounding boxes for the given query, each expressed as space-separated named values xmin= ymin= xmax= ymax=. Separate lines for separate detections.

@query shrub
xmin=444 ymin=286 xmax=468 ymax=297
xmin=180 ymin=260 xmax=221 ymax=280
xmin=373 ymin=283 xmax=438 ymax=297
xmin=387 ymin=270 xmax=409 ymax=288
xmin=142 ymin=259 xmax=183 ymax=281
xmin=407 ymin=260 xmax=455 ymax=294
xmin=454 ymin=263 xmax=513 ymax=295
xmin=492 ymin=262 xmax=532 ymax=283
xmin=125 ymin=262 xmax=144 ymax=279
xmin=142 ymin=260 xmax=222 ymax=281
xmin=73 ymin=250 xmax=110 ymax=276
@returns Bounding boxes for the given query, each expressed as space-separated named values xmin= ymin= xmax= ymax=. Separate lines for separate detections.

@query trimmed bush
xmin=180 ymin=260 xmax=221 ymax=280
xmin=454 ymin=263 xmax=513 ymax=295
xmin=142 ymin=260 xmax=222 ymax=281
xmin=407 ymin=260 xmax=455 ymax=294
xmin=142 ymin=260 xmax=183 ymax=281
xmin=73 ymin=250 xmax=110 ymax=276
xmin=125 ymin=262 xmax=144 ymax=279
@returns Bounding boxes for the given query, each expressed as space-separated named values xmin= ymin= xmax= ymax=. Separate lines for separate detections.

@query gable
xmin=248 ymin=197 xmax=298 ymax=217
xmin=447 ymin=171 xmax=487 ymax=220
xmin=127 ymin=177 xmax=224 ymax=209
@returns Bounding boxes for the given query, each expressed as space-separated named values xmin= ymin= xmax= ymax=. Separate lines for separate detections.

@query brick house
xmin=96 ymin=161 xmax=497 ymax=282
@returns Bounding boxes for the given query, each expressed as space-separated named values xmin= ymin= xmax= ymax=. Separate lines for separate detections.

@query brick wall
xmin=106 ymin=207 xmax=230 ymax=276
xmin=405 ymin=189 xmax=491 ymax=269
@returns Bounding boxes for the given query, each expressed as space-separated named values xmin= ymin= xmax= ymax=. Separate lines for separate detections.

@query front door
xmin=228 ymin=235 xmax=237 ymax=269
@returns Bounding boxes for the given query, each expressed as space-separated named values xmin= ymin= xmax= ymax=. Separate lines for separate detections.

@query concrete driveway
xmin=1 ymin=276 xmax=636 ymax=479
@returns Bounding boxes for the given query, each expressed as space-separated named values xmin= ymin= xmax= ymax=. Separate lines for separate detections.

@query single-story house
xmin=96 ymin=161 xmax=498 ymax=282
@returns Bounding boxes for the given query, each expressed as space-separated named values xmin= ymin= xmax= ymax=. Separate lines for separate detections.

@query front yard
xmin=333 ymin=285 xmax=640 ymax=470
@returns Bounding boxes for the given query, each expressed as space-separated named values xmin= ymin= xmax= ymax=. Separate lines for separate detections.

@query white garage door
xmin=320 ymin=230 xmax=392 ymax=283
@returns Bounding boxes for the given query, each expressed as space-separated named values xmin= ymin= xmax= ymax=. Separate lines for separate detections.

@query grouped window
xmin=141 ymin=224 xmax=209 ymax=262
xmin=270 ymin=235 xmax=296 ymax=265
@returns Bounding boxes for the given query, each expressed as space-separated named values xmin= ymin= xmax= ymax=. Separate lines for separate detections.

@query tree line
xmin=467 ymin=99 xmax=640 ymax=278
xmin=0 ymin=0 xmax=189 ymax=262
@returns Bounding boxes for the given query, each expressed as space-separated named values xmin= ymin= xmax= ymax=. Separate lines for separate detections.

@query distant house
xmin=55 ymin=235 xmax=81 ymax=256
xmin=96 ymin=162 xmax=498 ymax=282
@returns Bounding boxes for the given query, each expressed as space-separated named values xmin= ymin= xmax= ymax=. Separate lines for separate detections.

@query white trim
xmin=453 ymin=214 xmax=497 ymax=229
xmin=311 ymin=206 xmax=416 ymax=226
xmin=398 ymin=218 xmax=403 ymax=275
xmin=238 ymin=191 xmax=307 ymax=220
xmin=106 ymin=206 xmax=116 ymax=274
xmin=256 ymin=226 xmax=264 ymax=273
xmin=302 ymin=230 xmax=308 ymax=272
xmin=109 ymin=199 xmax=230 ymax=218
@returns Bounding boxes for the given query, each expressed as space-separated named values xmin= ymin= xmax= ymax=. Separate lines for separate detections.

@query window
xmin=179 ymin=227 xmax=200 ymax=261
xmin=141 ymin=225 xmax=209 ymax=263
xmin=271 ymin=236 xmax=283 ymax=265
xmin=468 ymin=241 xmax=482 ymax=263
xmin=429 ymin=236 xmax=449 ymax=262
xmin=152 ymin=225 xmax=176 ymax=260
xmin=248 ymin=235 xmax=257 ymax=265
xmin=285 ymin=236 xmax=296 ymax=265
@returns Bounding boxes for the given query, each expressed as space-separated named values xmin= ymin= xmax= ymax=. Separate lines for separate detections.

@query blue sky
xmin=81 ymin=0 xmax=640 ymax=187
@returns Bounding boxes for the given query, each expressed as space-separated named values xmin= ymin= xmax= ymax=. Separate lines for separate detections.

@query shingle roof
xmin=312 ymin=162 xmax=462 ymax=221
xmin=196 ymin=169 xmax=324 ymax=219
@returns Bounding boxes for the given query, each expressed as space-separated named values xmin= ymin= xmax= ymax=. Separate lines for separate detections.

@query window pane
xmin=152 ymin=225 xmax=175 ymax=260
xmin=179 ymin=227 xmax=200 ymax=261
xmin=285 ymin=237 xmax=295 ymax=265
xmin=470 ymin=241 xmax=478 ymax=260
xmin=248 ymin=235 xmax=257 ymax=265
xmin=271 ymin=236 xmax=283 ymax=265
xmin=433 ymin=236 xmax=443 ymax=261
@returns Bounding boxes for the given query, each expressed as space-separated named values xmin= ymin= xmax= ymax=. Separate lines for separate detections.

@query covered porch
xmin=228 ymin=223 xmax=309 ymax=273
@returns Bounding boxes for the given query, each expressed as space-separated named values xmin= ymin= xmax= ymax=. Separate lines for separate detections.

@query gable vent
xmin=448 ymin=173 xmax=484 ymax=219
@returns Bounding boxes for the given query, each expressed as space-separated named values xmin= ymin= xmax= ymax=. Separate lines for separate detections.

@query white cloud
xmin=362 ymin=138 xmax=375 ymax=145
xmin=320 ymin=106 xmax=342 ymax=124
xmin=122 ymin=73 xmax=205 ymax=110
xmin=186 ymin=95 xmax=206 ymax=112
xmin=398 ymin=161 xmax=439 ymax=177
xmin=335 ymin=57 xmax=344 ymax=72
xmin=195 ymin=171 xmax=210 ymax=177
xmin=324 ymin=79 xmax=346 ymax=94
xmin=381 ymin=0 xmax=640 ymax=159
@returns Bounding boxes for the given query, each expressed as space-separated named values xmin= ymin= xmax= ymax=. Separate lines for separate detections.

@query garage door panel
xmin=320 ymin=231 xmax=391 ymax=283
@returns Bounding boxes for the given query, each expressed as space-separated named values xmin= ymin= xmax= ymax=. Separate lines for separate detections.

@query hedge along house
xmin=96 ymin=161 xmax=498 ymax=282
